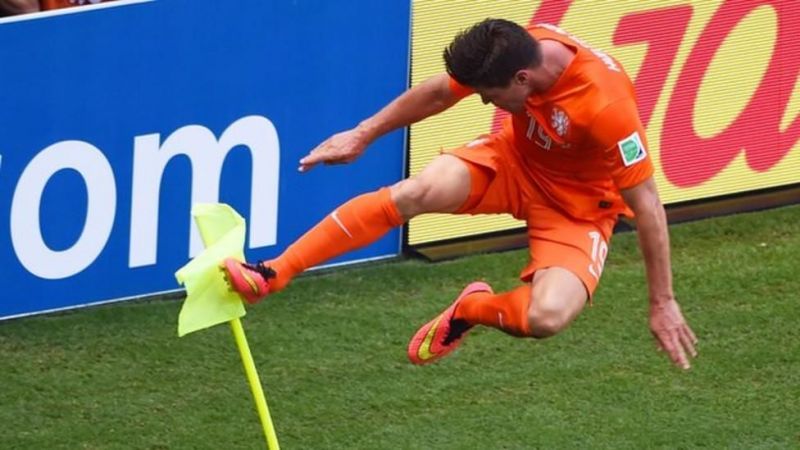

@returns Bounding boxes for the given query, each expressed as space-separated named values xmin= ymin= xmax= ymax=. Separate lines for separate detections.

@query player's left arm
xmin=620 ymin=177 xmax=697 ymax=370
xmin=591 ymin=98 xmax=698 ymax=370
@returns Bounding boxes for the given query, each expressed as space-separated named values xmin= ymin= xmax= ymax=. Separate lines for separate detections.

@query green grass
xmin=2 ymin=205 xmax=799 ymax=449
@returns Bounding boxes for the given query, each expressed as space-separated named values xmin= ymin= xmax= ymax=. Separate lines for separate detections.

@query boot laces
xmin=243 ymin=260 xmax=276 ymax=281
xmin=442 ymin=319 xmax=472 ymax=346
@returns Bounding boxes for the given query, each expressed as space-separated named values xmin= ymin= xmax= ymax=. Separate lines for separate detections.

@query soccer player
xmin=224 ymin=19 xmax=698 ymax=369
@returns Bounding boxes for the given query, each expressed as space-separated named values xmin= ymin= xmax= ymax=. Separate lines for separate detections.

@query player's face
xmin=478 ymin=82 xmax=529 ymax=114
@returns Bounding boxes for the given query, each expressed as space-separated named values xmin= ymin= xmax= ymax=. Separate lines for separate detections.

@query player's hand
xmin=298 ymin=127 xmax=370 ymax=172
xmin=649 ymin=298 xmax=698 ymax=370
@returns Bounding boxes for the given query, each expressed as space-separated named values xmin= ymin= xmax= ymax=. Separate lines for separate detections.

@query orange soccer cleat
xmin=407 ymin=281 xmax=493 ymax=365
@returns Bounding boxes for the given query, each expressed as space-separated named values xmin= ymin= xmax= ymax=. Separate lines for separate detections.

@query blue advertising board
xmin=0 ymin=0 xmax=409 ymax=319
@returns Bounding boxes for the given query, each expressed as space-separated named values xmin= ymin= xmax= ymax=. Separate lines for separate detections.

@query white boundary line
xmin=0 ymin=287 xmax=184 ymax=321
xmin=0 ymin=253 xmax=400 ymax=322
xmin=0 ymin=0 xmax=155 ymax=25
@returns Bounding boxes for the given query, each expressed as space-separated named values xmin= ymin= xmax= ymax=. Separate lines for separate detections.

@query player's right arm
xmin=298 ymin=73 xmax=465 ymax=172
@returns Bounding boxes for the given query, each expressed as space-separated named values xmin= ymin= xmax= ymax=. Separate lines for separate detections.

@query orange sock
xmin=454 ymin=285 xmax=532 ymax=337
xmin=269 ymin=187 xmax=403 ymax=292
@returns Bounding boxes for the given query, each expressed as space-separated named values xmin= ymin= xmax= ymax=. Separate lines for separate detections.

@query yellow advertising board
xmin=408 ymin=0 xmax=800 ymax=246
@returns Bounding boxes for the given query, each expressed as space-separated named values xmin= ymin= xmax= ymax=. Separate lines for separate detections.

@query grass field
xmin=2 ymin=205 xmax=799 ymax=449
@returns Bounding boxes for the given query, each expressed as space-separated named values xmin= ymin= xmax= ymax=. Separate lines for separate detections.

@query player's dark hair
xmin=444 ymin=18 xmax=541 ymax=88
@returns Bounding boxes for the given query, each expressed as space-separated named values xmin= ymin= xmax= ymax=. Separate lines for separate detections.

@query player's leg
xmin=408 ymin=207 xmax=615 ymax=364
xmin=269 ymin=154 xmax=473 ymax=288
xmin=441 ymin=267 xmax=586 ymax=336
xmin=408 ymin=271 xmax=588 ymax=364
xmin=409 ymin=136 xmax=536 ymax=364
xmin=527 ymin=267 xmax=588 ymax=337
xmin=390 ymin=153 xmax=475 ymax=219
xmin=224 ymin=153 xmax=475 ymax=303
xmin=447 ymin=266 xmax=587 ymax=338
xmin=454 ymin=218 xmax=612 ymax=338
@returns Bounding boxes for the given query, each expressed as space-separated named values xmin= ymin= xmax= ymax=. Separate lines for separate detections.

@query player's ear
xmin=514 ymin=70 xmax=529 ymax=85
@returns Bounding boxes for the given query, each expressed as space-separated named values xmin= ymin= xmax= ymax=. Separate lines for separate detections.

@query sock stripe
xmin=455 ymin=286 xmax=532 ymax=337
xmin=269 ymin=188 xmax=400 ymax=292
xmin=330 ymin=210 xmax=353 ymax=238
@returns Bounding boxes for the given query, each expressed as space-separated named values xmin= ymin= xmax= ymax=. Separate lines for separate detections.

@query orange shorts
xmin=446 ymin=133 xmax=618 ymax=297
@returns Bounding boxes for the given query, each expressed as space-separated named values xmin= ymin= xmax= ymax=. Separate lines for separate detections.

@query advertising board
xmin=409 ymin=0 xmax=799 ymax=246
xmin=0 ymin=0 xmax=410 ymax=318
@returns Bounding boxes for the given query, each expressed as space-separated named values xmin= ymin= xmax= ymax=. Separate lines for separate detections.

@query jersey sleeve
xmin=589 ymin=98 xmax=654 ymax=190
xmin=448 ymin=76 xmax=475 ymax=99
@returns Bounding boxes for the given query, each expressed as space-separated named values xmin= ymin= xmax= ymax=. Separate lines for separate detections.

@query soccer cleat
xmin=407 ymin=281 xmax=493 ymax=365
xmin=221 ymin=258 xmax=276 ymax=304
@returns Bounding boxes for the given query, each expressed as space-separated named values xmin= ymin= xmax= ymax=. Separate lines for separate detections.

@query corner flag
xmin=175 ymin=203 xmax=280 ymax=449
xmin=175 ymin=203 xmax=247 ymax=337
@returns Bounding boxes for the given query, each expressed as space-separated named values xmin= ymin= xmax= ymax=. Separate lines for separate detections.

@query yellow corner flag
xmin=175 ymin=203 xmax=247 ymax=337
xmin=175 ymin=203 xmax=280 ymax=450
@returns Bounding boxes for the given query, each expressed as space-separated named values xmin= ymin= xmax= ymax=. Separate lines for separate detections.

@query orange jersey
xmin=450 ymin=24 xmax=654 ymax=222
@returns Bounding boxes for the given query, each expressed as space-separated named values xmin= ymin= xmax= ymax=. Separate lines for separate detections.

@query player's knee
xmin=527 ymin=293 xmax=572 ymax=339
xmin=390 ymin=177 xmax=434 ymax=219
xmin=528 ymin=310 xmax=568 ymax=338
xmin=391 ymin=176 xmax=449 ymax=220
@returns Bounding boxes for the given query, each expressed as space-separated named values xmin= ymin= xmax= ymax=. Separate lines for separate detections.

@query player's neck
xmin=530 ymin=40 xmax=575 ymax=94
